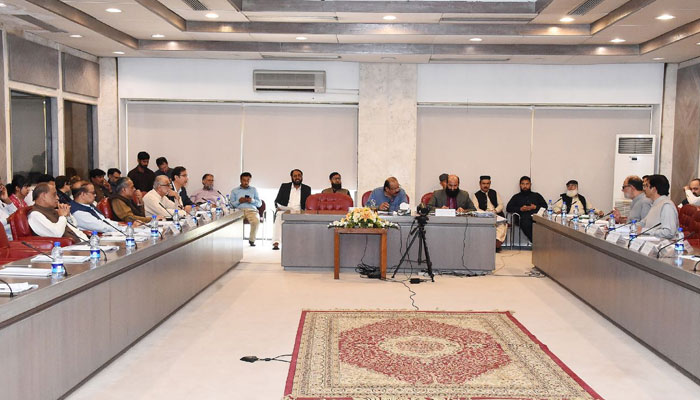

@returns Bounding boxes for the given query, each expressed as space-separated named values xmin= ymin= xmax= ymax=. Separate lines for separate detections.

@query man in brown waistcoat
xmin=28 ymin=183 xmax=87 ymax=243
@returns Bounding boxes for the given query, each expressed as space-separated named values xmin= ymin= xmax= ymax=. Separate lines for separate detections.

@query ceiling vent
xmin=568 ymin=0 xmax=605 ymax=16
xmin=181 ymin=0 xmax=208 ymax=11
xmin=253 ymin=70 xmax=326 ymax=93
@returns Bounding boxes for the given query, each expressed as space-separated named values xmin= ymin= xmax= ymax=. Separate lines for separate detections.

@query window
xmin=10 ymin=91 xmax=53 ymax=178
xmin=64 ymin=100 xmax=95 ymax=179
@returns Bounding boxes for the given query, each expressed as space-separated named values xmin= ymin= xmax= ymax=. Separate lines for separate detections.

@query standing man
xmin=322 ymin=172 xmax=350 ymax=196
xmin=230 ymin=172 xmax=262 ymax=247
xmin=144 ymin=176 xmax=179 ymax=218
xmin=170 ymin=166 xmax=193 ymax=213
xmin=639 ymin=174 xmax=678 ymax=239
xmin=679 ymin=178 xmax=700 ymax=206
xmin=553 ymin=180 xmax=600 ymax=215
xmin=107 ymin=168 xmax=122 ymax=193
xmin=89 ymin=169 xmax=110 ymax=202
xmin=427 ymin=175 xmax=476 ymax=213
xmin=474 ymin=175 xmax=507 ymax=251
xmin=366 ymin=177 xmax=408 ymax=212
xmin=506 ymin=176 xmax=548 ymax=243
xmin=71 ymin=182 xmax=120 ymax=233
xmin=27 ymin=183 xmax=87 ymax=243
xmin=110 ymin=177 xmax=150 ymax=224
xmin=613 ymin=175 xmax=652 ymax=223
xmin=155 ymin=157 xmax=173 ymax=179
xmin=272 ymin=169 xmax=311 ymax=250
xmin=191 ymin=174 xmax=221 ymax=204
xmin=127 ymin=151 xmax=156 ymax=192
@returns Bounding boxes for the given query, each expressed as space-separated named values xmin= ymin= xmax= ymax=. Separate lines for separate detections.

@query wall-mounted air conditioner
xmin=253 ymin=70 xmax=326 ymax=93
xmin=612 ymin=134 xmax=655 ymax=212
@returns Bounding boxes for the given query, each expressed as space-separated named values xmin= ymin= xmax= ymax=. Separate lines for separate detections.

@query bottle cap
xmin=54 ymin=242 xmax=60 ymax=246
xmin=152 ymin=215 xmax=156 ymax=218
xmin=679 ymin=228 xmax=683 ymax=232
xmin=128 ymin=222 xmax=132 ymax=226
xmin=92 ymin=231 xmax=97 ymax=235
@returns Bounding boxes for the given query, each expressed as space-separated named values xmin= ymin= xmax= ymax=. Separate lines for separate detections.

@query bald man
xmin=427 ymin=175 xmax=476 ymax=213
xmin=366 ymin=177 xmax=408 ymax=212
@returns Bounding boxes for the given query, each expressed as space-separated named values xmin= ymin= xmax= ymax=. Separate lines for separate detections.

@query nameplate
xmin=435 ymin=209 xmax=456 ymax=217
xmin=641 ymin=243 xmax=658 ymax=257
xmin=203 ymin=214 xmax=212 ymax=222
xmin=536 ymin=208 xmax=546 ymax=217
xmin=585 ymin=225 xmax=600 ymax=236
xmin=186 ymin=218 xmax=197 ymax=228
xmin=606 ymin=232 xmax=621 ymax=244
xmin=169 ymin=224 xmax=180 ymax=235
xmin=629 ymin=240 xmax=645 ymax=252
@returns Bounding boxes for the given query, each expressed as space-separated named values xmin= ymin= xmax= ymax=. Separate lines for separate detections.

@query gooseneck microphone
xmin=656 ymin=231 xmax=695 ymax=258
xmin=158 ymin=201 xmax=174 ymax=218
xmin=20 ymin=241 xmax=69 ymax=276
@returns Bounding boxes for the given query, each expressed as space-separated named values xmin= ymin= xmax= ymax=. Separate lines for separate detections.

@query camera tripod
xmin=391 ymin=213 xmax=434 ymax=282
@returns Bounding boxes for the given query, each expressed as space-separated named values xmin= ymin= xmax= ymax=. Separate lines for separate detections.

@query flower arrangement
xmin=329 ymin=207 xmax=398 ymax=229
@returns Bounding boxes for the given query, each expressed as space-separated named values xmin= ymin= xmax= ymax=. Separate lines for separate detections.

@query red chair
xmin=8 ymin=207 xmax=74 ymax=249
xmin=0 ymin=227 xmax=41 ymax=263
xmin=688 ymin=208 xmax=700 ymax=247
xmin=97 ymin=198 xmax=114 ymax=219
xmin=305 ymin=193 xmax=353 ymax=212
xmin=361 ymin=191 xmax=371 ymax=207
xmin=421 ymin=192 xmax=434 ymax=206
xmin=679 ymin=204 xmax=697 ymax=233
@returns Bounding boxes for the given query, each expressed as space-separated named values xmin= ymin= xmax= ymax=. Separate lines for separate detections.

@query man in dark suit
xmin=427 ymin=175 xmax=476 ymax=213
xmin=272 ymin=169 xmax=311 ymax=250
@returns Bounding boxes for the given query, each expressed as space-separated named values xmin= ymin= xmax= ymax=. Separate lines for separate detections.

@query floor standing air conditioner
xmin=612 ymin=134 xmax=656 ymax=214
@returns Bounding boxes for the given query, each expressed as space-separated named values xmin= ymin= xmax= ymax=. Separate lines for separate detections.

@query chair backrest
xmin=258 ymin=200 xmax=266 ymax=218
xmin=689 ymin=208 xmax=700 ymax=237
xmin=679 ymin=204 xmax=698 ymax=232
xmin=420 ymin=192 xmax=434 ymax=206
xmin=97 ymin=198 xmax=114 ymax=219
xmin=305 ymin=193 xmax=354 ymax=211
xmin=0 ymin=225 xmax=9 ymax=248
xmin=361 ymin=191 xmax=372 ymax=207
xmin=8 ymin=206 xmax=33 ymax=239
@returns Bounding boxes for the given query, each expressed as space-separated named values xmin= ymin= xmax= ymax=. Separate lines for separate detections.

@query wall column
xmin=97 ymin=57 xmax=119 ymax=169
xmin=670 ymin=63 xmax=700 ymax=204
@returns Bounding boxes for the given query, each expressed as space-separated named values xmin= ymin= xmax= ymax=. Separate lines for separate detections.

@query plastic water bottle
xmin=206 ymin=201 xmax=213 ymax=219
xmin=190 ymin=205 xmax=198 ymax=225
xmin=89 ymin=232 xmax=101 ymax=260
xmin=215 ymin=197 xmax=223 ymax=217
xmin=560 ymin=204 xmax=567 ymax=225
xmin=572 ymin=205 xmax=579 ymax=224
xmin=547 ymin=200 xmax=553 ymax=220
xmin=125 ymin=222 xmax=135 ymax=248
xmin=629 ymin=220 xmax=637 ymax=241
xmin=226 ymin=194 xmax=232 ymax=208
xmin=150 ymin=215 xmax=159 ymax=237
xmin=588 ymin=208 xmax=595 ymax=224
xmin=173 ymin=209 xmax=181 ymax=231
xmin=608 ymin=215 xmax=616 ymax=232
xmin=51 ymin=242 xmax=64 ymax=275
xmin=675 ymin=228 xmax=685 ymax=255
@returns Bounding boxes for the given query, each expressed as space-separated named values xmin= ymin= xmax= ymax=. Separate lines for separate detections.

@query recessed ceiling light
xmin=470 ymin=37 xmax=483 ymax=42
xmin=656 ymin=14 xmax=675 ymax=20
xmin=560 ymin=17 xmax=574 ymax=23
xmin=113 ymin=51 xmax=124 ymax=55
xmin=296 ymin=36 xmax=307 ymax=41
xmin=69 ymin=34 xmax=82 ymax=38
xmin=610 ymin=38 xmax=626 ymax=43
xmin=152 ymin=34 xmax=165 ymax=38
xmin=383 ymin=15 xmax=397 ymax=21
xmin=205 ymin=13 xmax=219 ymax=19
xmin=653 ymin=57 xmax=664 ymax=60
xmin=0 ymin=3 xmax=7 ymax=7
xmin=105 ymin=8 xmax=121 ymax=13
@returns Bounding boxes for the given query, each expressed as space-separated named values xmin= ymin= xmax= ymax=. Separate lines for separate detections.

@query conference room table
xmin=0 ymin=210 xmax=245 ymax=400
xmin=281 ymin=211 xmax=496 ymax=274
xmin=532 ymin=215 xmax=700 ymax=383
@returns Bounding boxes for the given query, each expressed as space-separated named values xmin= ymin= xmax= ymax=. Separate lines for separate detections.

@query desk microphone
xmin=65 ymin=219 xmax=89 ymax=243
xmin=158 ymin=201 xmax=174 ymax=218
xmin=20 ymin=241 xmax=69 ymax=276
xmin=656 ymin=231 xmax=695 ymax=258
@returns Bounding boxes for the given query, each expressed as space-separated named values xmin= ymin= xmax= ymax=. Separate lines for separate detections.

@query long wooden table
xmin=282 ymin=212 xmax=496 ymax=273
xmin=532 ymin=215 xmax=700 ymax=383
xmin=0 ymin=211 xmax=244 ymax=400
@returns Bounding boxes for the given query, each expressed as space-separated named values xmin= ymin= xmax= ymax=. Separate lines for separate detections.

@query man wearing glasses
xmin=365 ymin=177 xmax=408 ymax=212
xmin=71 ymin=181 xmax=121 ymax=233
xmin=612 ymin=175 xmax=652 ymax=223
xmin=144 ymin=176 xmax=179 ymax=218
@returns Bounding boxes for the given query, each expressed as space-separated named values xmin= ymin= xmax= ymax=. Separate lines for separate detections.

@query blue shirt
xmin=365 ymin=187 xmax=407 ymax=212
xmin=230 ymin=186 xmax=262 ymax=210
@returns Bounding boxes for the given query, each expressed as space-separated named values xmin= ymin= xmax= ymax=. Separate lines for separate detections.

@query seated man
xmin=55 ymin=175 xmax=73 ymax=205
xmin=613 ymin=175 xmax=652 ymax=223
xmin=679 ymin=178 xmax=700 ymax=207
xmin=71 ymin=182 xmax=120 ymax=233
xmin=438 ymin=173 xmax=448 ymax=190
xmin=474 ymin=175 xmax=506 ymax=251
xmin=638 ymin=174 xmax=678 ymax=239
xmin=427 ymin=175 xmax=476 ymax=213
xmin=110 ymin=177 xmax=151 ymax=224
xmin=506 ymin=176 xmax=548 ymax=242
xmin=191 ymin=174 xmax=221 ymax=205
xmin=366 ymin=177 xmax=408 ymax=212
xmin=230 ymin=172 xmax=262 ymax=247
xmin=28 ymin=183 xmax=87 ymax=243
xmin=553 ymin=180 xmax=600 ymax=215
xmin=89 ymin=169 xmax=110 ymax=202
xmin=107 ymin=168 xmax=121 ymax=193
xmin=272 ymin=169 xmax=311 ymax=250
xmin=170 ymin=166 xmax=193 ymax=213
xmin=144 ymin=176 xmax=179 ymax=218
xmin=321 ymin=172 xmax=350 ymax=196
xmin=0 ymin=179 xmax=18 ymax=240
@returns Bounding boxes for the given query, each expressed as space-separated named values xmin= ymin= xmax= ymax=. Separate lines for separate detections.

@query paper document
xmin=99 ymin=235 xmax=148 ymax=242
xmin=64 ymin=245 xmax=120 ymax=252
xmin=0 ymin=267 xmax=52 ymax=277
xmin=30 ymin=255 xmax=90 ymax=263
xmin=0 ymin=282 xmax=38 ymax=295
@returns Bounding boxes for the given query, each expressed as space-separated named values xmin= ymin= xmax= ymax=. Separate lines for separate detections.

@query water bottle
xmin=206 ymin=201 xmax=213 ymax=219
xmin=215 ymin=197 xmax=223 ymax=217
xmin=588 ymin=208 xmax=595 ymax=225
xmin=89 ymin=232 xmax=101 ymax=260
xmin=675 ymin=228 xmax=685 ymax=255
xmin=572 ymin=205 xmax=579 ymax=224
xmin=547 ymin=200 xmax=553 ymax=220
xmin=629 ymin=220 xmax=637 ymax=241
xmin=51 ymin=242 xmax=64 ymax=275
xmin=560 ymin=204 xmax=567 ymax=225
xmin=150 ymin=215 xmax=159 ymax=238
xmin=226 ymin=194 xmax=232 ymax=209
xmin=173 ymin=209 xmax=181 ymax=231
xmin=608 ymin=215 xmax=616 ymax=232
xmin=125 ymin=222 xmax=135 ymax=248
xmin=190 ymin=205 xmax=198 ymax=225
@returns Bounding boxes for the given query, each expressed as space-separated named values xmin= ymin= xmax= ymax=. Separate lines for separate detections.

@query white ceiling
xmin=0 ymin=0 xmax=699 ymax=64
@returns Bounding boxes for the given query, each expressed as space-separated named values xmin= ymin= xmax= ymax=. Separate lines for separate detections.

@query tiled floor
xmin=67 ymin=245 xmax=700 ymax=400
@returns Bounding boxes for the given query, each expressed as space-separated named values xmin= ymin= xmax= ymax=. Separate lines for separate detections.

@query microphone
xmin=158 ymin=201 xmax=174 ymax=218
xmin=656 ymin=231 xmax=695 ymax=258
xmin=20 ymin=241 xmax=69 ymax=276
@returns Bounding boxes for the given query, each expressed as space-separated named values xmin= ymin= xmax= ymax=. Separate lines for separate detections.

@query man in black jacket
xmin=506 ymin=176 xmax=547 ymax=242
xmin=272 ymin=169 xmax=311 ymax=250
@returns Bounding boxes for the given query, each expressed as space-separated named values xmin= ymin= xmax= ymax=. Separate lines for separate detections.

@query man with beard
xmin=679 ymin=178 xmax=700 ymax=206
xmin=613 ymin=175 xmax=651 ymax=223
xmin=474 ymin=175 xmax=506 ymax=251
xmin=191 ymin=174 xmax=221 ymax=204
xmin=427 ymin=175 xmax=476 ymax=213
xmin=366 ymin=177 xmax=408 ymax=212
xmin=552 ymin=179 xmax=602 ymax=216
xmin=322 ymin=172 xmax=350 ymax=196
xmin=506 ymin=176 xmax=547 ymax=242
xmin=272 ymin=169 xmax=311 ymax=250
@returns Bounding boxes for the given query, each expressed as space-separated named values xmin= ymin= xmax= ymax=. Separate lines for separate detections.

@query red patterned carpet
xmin=284 ymin=310 xmax=603 ymax=400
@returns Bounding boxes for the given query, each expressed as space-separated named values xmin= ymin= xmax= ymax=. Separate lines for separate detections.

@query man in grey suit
xmin=427 ymin=175 xmax=476 ymax=213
